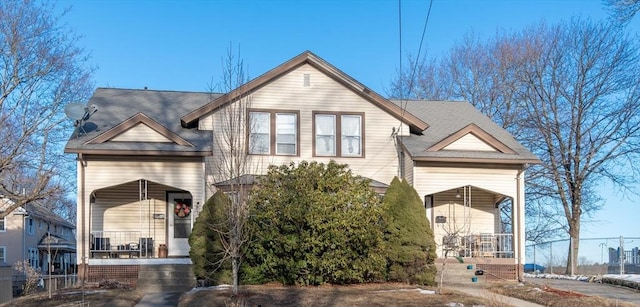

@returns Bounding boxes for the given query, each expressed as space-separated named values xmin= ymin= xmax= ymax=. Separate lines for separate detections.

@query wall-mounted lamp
xmin=456 ymin=189 xmax=461 ymax=198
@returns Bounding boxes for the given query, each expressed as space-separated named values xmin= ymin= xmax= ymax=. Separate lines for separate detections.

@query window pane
xmin=316 ymin=114 xmax=336 ymax=156
xmin=341 ymin=115 xmax=361 ymax=156
xmin=276 ymin=113 xmax=296 ymax=155
xmin=249 ymin=112 xmax=270 ymax=154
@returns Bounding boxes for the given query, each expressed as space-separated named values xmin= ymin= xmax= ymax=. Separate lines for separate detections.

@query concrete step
xmin=437 ymin=263 xmax=484 ymax=285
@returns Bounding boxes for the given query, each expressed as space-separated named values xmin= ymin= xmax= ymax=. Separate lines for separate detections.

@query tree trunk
xmin=232 ymin=257 xmax=239 ymax=296
xmin=565 ymin=223 xmax=580 ymax=275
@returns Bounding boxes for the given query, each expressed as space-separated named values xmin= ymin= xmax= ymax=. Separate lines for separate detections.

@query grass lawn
xmin=4 ymin=281 xmax=637 ymax=307
xmin=489 ymin=282 xmax=638 ymax=307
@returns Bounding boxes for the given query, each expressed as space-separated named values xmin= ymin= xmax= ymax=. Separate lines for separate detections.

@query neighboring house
xmin=0 ymin=198 xmax=76 ymax=275
xmin=65 ymin=51 xmax=539 ymax=281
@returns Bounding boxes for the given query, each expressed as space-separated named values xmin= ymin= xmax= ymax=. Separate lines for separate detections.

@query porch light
xmin=456 ymin=189 xmax=461 ymax=198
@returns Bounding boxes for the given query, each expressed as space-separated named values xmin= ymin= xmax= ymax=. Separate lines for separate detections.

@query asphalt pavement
xmin=527 ymin=277 xmax=640 ymax=305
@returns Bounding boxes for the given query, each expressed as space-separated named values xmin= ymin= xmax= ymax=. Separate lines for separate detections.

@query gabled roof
xmin=180 ymin=51 xmax=429 ymax=134
xmin=38 ymin=233 xmax=76 ymax=252
xmin=1 ymin=197 xmax=74 ymax=229
xmin=394 ymin=100 xmax=540 ymax=164
xmin=427 ymin=123 xmax=516 ymax=154
xmin=65 ymin=88 xmax=220 ymax=156
xmin=86 ymin=113 xmax=193 ymax=146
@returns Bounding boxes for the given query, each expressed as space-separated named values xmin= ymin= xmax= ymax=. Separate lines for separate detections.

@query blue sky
xmin=57 ymin=0 xmax=639 ymax=262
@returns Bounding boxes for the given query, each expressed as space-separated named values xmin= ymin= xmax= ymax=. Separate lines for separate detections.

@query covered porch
xmin=427 ymin=185 xmax=517 ymax=262
xmin=87 ymin=179 xmax=195 ymax=263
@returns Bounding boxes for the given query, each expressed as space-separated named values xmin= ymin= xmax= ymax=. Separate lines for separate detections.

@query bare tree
xmin=0 ymin=0 xmax=93 ymax=218
xmin=604 ymin=0 xmax=640 ymax=24
xmin=391 ymin=18 xmax=640 ymax=275
xmin=206 ymin=46 xmax=258 ymax=296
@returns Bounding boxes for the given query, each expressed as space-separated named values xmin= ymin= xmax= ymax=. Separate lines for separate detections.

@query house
xmin=0 ymin=197 xmax=76 ymax=275
xmin=64 ymin=51 xmax=539 ymax=282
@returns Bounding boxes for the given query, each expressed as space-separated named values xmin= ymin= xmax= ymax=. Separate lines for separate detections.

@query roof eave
xmin=412 ymin=156 xmax=541 ymax=165
xmin=64 ymin=148 xmax=212 ymax=157
xmin=180 ymin=51 xmax=429 ymax=132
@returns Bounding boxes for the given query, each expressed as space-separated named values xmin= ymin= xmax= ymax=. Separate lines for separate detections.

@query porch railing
xmin=446 ymin=233 xmax=513 ymax=258
xmin=90 ymin=231 xmax=154 ymax=259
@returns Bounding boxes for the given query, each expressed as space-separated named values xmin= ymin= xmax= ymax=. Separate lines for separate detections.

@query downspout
xmin=79 ymin=153 xmax=86 ymax=280
xmin=515 ymin=164 xmax=527 ymax=282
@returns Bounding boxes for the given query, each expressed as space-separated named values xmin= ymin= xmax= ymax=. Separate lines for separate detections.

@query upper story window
xmin=0 ymin=215 xmax=5 ymax=232
xmin=248 ymin=110 xmax=299 ymax=156
xmin=314 ymin=112 xmax=364 ymax=157
xmin=27 ymin=217 xmax=34 ymax=235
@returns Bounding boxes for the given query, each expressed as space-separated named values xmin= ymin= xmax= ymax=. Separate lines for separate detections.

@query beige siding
xmin=430 ymin=188 xmax=499 ymax=250
xmin=77 ymin=157 xmax=204 ymax=263
xmin=442 ymin=133 xmax=497 ymax=151
xmin=413 ymin=166 xmax=517 ymax=198
xmin=110 ymin=123 xmax=172 ymax=143
xmin=413 ymin=165 xmax=524 ymax=260
xmin=201 ymin=64 xmax=406 ymax=187
xmin=91 ymin=181 xmax=168 ymax=247
xmin=402 ymin=150 xmax=414 ymax=185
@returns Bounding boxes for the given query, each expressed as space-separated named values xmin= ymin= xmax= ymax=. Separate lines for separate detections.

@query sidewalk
xmin=527 ymin=278 xmax=640 ymax=305
xmin=135 ymin=291 xmax=182 ymax=307
xmin=447 ymin=286 xmax=544 ymax=307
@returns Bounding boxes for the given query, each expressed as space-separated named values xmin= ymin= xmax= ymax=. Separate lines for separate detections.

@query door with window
xmin=168 ymin=192 xmax=192 ymax=256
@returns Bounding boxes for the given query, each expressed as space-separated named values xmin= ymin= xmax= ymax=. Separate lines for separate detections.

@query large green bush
xmin=382 ymin=177 xmax=437 ymax=285
xmin=189 ymin=190 xmax=233 ymax=284
xmin=243 ymin=161 xmax=386 ymax=285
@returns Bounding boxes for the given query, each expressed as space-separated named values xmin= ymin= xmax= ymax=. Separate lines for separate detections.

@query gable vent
xmin=303 ymin=74 xmax=310 ymax=87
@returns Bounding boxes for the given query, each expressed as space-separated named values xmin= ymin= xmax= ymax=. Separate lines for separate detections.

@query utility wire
xmin=397 ymin=0 xmax=434 ymax=133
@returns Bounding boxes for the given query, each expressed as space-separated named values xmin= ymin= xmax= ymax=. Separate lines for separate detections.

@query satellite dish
xmin=64 ymin=103 xmax=86 ymax=121
xmin=83 ymin=104 xmax=98 ymax=120
xmin=65 ymin=103 xmax=99 ymax=136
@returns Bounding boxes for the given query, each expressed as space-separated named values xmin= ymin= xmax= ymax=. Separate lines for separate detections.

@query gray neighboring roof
xmin=24 ymin=202 xmax=75 ymax=229
xmin=394 ymin=100 xmax=539 ymax=164
xmin=65 ymin=88 xmax=222 ymax=155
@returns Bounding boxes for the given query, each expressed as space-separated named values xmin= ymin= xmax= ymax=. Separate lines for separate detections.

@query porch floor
xmin=88 ymin=257 xmax=191 ymax=266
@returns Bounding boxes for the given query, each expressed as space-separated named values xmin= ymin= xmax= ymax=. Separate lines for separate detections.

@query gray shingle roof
xmin=65 ymin=88 xmax=221 ymax=155
xmin=393 ymin=100 xmax=539 ymax=163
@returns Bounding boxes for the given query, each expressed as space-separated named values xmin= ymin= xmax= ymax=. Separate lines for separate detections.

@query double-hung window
xmin=249 ymin=111 xmax=270 ymax=154
xmin=248 ymin=110 xmax=299 ymax=156
xmin=0 ymin=215 xmax=5 ymax=232
xmin=0 ymin=246 xmax=5 ymax=263
xmin=314 ymin=112 xmax=363 ymax=157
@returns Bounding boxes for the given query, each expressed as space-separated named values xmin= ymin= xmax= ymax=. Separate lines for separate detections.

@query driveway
xmin=527 ymin=277 xmax=640 ymax=305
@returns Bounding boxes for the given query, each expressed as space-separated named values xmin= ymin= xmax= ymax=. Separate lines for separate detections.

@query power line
xmin=397 ymin=0 xmax=434 ymax=135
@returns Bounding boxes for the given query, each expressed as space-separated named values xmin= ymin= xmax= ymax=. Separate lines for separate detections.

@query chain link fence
xmin=526 ymin=236 xmax=640 ymax=276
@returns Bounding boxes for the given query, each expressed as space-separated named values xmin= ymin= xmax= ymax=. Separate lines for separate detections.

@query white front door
xmin=168 ymin=192 xmax=192 ymax=256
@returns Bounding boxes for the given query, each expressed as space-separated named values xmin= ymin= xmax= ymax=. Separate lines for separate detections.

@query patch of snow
xmin=445 ymin=303 xmax=464 ymax=307
xmin=373 ymin=288 xmax=435 ymax=295
xmin=524 ymin=273 xmax=590 ymax=281
xmin=186 ymin=284 xmax=232 ymax=293
xmin=603 ymin=274 xmax=640 ymax=283
xmin=525 ymin=272 xmax=640 ymax=290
